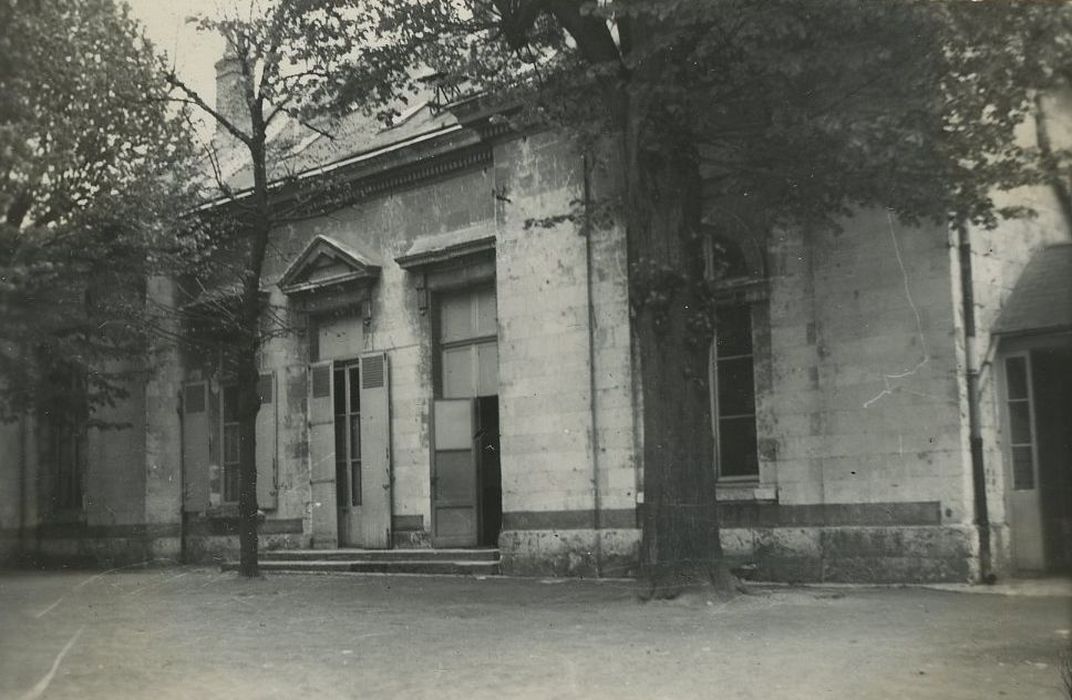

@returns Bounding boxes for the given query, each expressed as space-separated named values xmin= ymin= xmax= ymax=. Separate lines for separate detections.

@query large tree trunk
xmin=622 ymin=104 xmax=724 ymax=599
xmin=235 ymin=135 xmax=271 ymax=578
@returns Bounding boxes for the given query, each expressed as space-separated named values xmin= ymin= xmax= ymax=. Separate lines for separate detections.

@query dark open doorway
xmin=1030 ymin=347 xmax=1072 ymax=572
xmin=476 ymin=396 xmax=502 ymax=546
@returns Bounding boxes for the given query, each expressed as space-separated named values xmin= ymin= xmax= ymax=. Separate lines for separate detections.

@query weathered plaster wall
xmin=724 ymin=211 xmax=975 ymax=582
xmin=493 ymin=133 xmax=639 ymax=577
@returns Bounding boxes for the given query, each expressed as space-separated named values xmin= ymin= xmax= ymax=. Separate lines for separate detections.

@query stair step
xmin=224 ymin=559 xmax=501 ymax=576
xmin=262 ymin=548 xmax=500 ymax=563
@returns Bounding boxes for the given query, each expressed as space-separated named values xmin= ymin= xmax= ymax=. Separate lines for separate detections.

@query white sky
xmin=123 ymin=0 xmax=231 ymax=134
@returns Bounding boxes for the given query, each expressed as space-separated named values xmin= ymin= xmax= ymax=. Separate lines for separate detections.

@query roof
xmin=201 ymin=98 xmax=462 ymax=199
xmin=992 ymin=243 xmax=1072 ymax=336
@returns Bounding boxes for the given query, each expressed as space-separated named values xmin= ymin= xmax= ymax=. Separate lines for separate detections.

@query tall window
xmin=222 ymin=384 xmax=240 ymax=502
xmin=1004 ymin=355 xmax=1037 ymax=491
xmin=437 ymin=286 xmax=498 ymax=398
xmin=53 ymin=418 xmax=85 ymax=511
xmin=712 ymin=304 xmax=759 ymax=479
xmin=334 ymin=361 xmax=362 ymax=507
xmin=45 ymin=365 xmax=87 ymax=513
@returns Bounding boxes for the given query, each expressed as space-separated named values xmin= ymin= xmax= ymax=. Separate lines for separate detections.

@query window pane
xmin=716 ymin=305 xmax=752 ymax=357
xmin=334 ymin=419 xmax=347 ymax=461
xmin=349 ymin=366 xmax=361 ymax=413
xmin=223 ymin=386 xmax=239 ymax=422
xmin=477 ymin=341 xmax=498 ymax=396
xmin=333 ymin=369 xmax=346 ymax=416
xmin=1008 ymin=401 xmax=1032 ymax=445
xmin=1005 ymin=357 xmax=1028 ymax=400
xmin=440 ymin=293 xmax=473 ymax=343
xmin=476 ymin=287 xmax=497 ymax=337
xmin=350 ymin=414 xmax=361 ymax=459
xmin=351 ymin=461 xmax=362 ymax=506
xmin=1012 ymin=445 xmax=1035 ymax=490
xmin=336 ymin=461 xmax=348 ymax=506
xmin=718 ymin=416 xmax=759 ymax=477
xmin=224 ymin=424 xmax=240 ymax=464
xmin=717 ymin=357 xmax=755 ymax=416
xmin=224 ymin=465 xmax=239 ymax=502
xmin=442 ymin=346 xmax=474 ymax=398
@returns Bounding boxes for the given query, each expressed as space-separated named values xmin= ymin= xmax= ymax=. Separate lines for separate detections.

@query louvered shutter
xmin=182 ymin=382 xmax=210 ymax=512
xmin=255 ymin=372 xmax=277 ymax=509
xmin=308 ymin=360 xmax=337 ymax=548
xmin=359 ymin=352 xmax=392 ymax=548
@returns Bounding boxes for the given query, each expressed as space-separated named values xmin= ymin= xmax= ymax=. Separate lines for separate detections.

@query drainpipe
xmin=177 ymin=389 xmax=186 ymax=564
xmin=957 ymin=222 xmax=993 ymax=583
xmin=582 ymin=152 xmax=604 ymax=577
xmin=18 ymin=412 xmax=27 ymax=559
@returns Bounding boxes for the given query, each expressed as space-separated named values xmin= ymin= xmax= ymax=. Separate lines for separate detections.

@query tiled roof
xmin=992 ymin=242 xmax=1072 ymax=336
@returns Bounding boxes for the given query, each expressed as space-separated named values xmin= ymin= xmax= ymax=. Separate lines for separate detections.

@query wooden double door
xmin=308 ymin=352 xmax=392 ymax=549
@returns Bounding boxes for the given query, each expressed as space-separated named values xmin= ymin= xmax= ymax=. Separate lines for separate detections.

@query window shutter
xmin=255 ymin=372 xmax=277 ymax=509
xmin=181 ymin=382 xmax=210 ymax=512
xmin=359 ymin=352 xmax=392 ymax=548
xmin=307 ymin=360 xmax=337 ymax=547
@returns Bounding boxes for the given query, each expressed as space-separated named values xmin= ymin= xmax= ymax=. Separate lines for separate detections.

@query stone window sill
xmin=715 ymin=483 xmax=777 ymax=503
xmin=635 ymin=484 xmax=777 ymax=504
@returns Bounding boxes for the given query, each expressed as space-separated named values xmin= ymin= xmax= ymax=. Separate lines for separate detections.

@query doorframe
xmin=998 ymin=349 xmax=1044 ymax=571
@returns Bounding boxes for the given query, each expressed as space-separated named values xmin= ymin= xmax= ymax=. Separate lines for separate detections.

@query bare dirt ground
xmin=0 ymin=568 xmax=1069 ymax=700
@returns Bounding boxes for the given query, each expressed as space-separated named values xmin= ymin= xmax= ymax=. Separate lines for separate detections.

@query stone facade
xmin=2 ymin=95 xmax=1069 ymax=582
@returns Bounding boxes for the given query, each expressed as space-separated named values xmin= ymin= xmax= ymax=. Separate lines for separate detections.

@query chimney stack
xmin=213 ymin=41 xmax=252 ymax=145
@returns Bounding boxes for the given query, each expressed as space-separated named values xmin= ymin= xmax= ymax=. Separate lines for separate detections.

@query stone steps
xmin=224 ymin=548 xmax=501 ymax=576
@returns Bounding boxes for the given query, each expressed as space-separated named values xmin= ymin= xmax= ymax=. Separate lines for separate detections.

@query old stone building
xmin=1 ymin=62 xmax=1069 ymax=582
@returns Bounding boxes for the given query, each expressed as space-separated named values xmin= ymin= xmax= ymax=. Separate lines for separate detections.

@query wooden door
xmin=1004 ymin=353 xmax=1045 ymax=570
xmin=432 ymin=398 xmax=478 ymax=547
xmin=328 ymin=355 xmax=392 ymax=549
xmin=308 ymin=360 xmax=338 ymax=549
xmin=357 ymin=352 xmax=392 ymax=548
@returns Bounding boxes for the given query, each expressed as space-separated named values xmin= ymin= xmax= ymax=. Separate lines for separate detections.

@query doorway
xmin=431 ymin=396 xmax=500 ymax=547
xmin=431 ymin=285 xmax=502 ymax=548
xmin=1003 ymin=347 xmax=1072 ymax=573
xmin=334 ymin=360 xmax=363 ymax=547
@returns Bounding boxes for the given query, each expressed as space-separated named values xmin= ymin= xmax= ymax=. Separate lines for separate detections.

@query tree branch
xmin=164 ymin=71 xmax=252 ymax=148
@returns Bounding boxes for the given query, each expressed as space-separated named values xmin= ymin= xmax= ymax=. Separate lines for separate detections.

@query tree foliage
xmin=348 ymin=1 xmax=1072 ymax=231
xmin=165 ymin=0 xmax=419 ymax=576
xmin=0 ymin=0 xmax=197 ymax=423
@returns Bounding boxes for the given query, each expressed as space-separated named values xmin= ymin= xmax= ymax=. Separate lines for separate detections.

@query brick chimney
xmin=212 ymin=41 xmax=251 ymax=145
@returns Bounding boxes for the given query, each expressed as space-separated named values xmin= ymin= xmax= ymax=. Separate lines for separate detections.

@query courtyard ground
xmin=0 ymin=568 xmax=1069 ymax=699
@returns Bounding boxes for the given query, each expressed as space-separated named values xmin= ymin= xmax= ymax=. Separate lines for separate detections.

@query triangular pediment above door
xmin=279 ymin=235 xmax=381 ymax=295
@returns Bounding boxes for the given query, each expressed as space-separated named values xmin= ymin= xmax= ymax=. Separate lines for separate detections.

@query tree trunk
xmin=235 ymin=135 xmax=271 ymax=578
xmin=236 ymin=344 xmax=260 ymax=578
xmin=622 ymin=105 xmax=724 ymax=599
